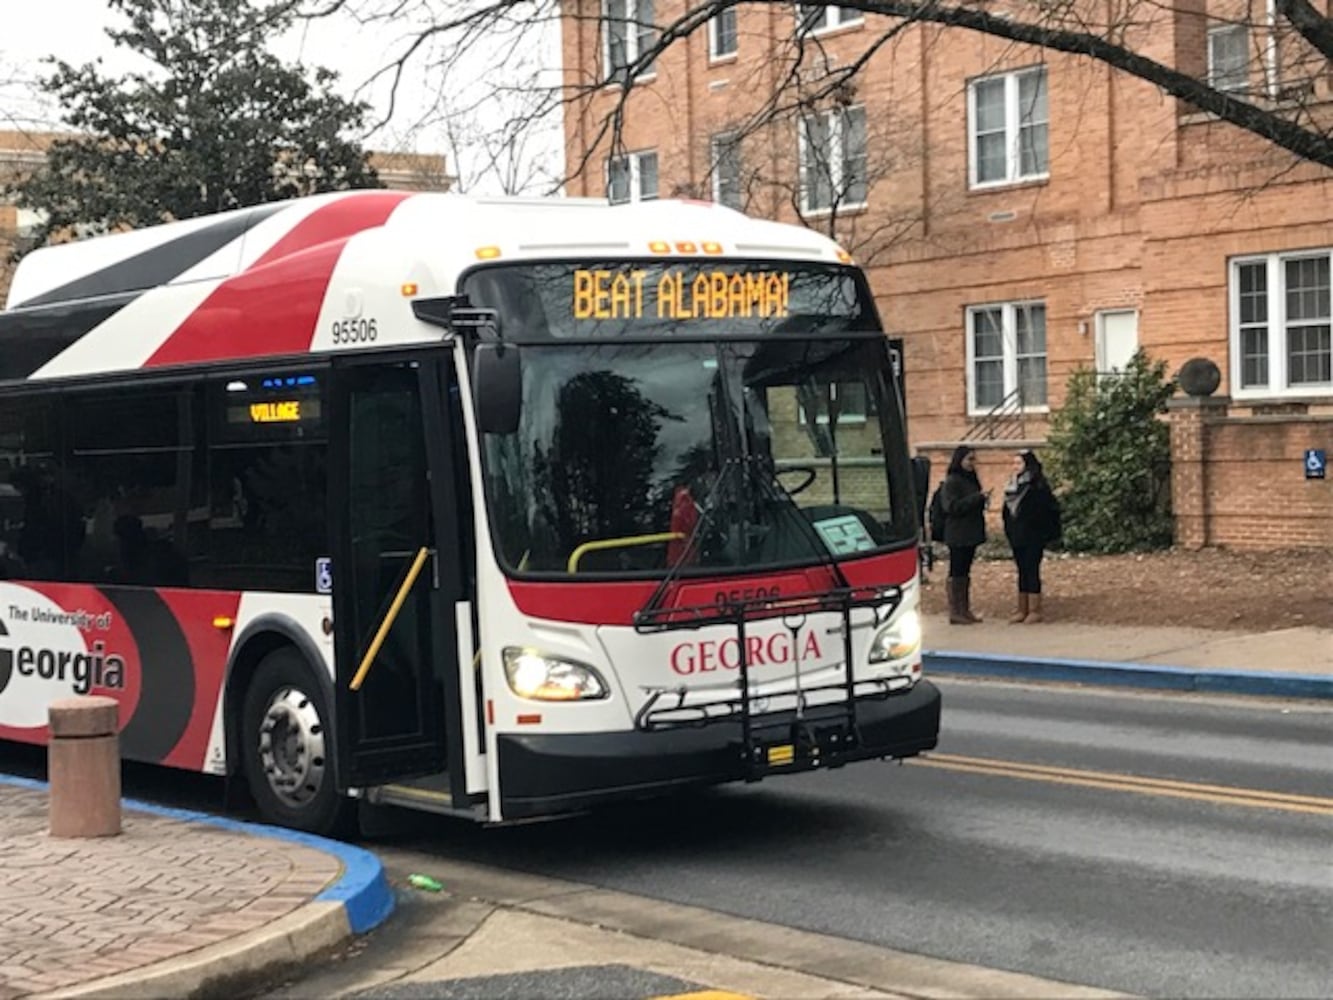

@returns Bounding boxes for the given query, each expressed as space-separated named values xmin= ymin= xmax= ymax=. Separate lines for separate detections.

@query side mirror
xmin=474 ymin=343 xmax=522 ymax=435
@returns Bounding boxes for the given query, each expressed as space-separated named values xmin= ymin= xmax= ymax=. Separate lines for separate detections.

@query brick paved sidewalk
xmin=0 ymin=784 xmax=341 ymax=999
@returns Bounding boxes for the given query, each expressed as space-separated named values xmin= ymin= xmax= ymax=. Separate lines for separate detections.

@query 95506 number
xmin=331 ymin=318 xmax=378 ymax=344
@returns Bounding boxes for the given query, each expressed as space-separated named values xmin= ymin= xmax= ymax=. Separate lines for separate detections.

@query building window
xmin=709 ymin=8 xmax=737 ymax=59
xmin=1232 ymin=251 xmax=1332 ymax=395
xmin=607 ymin=151 xmax=659 ymax=204
xmin=799 ymin=106 xmax=867 ymax=213
xmin=966 ymin=302 xmax=1048 ymax=413
xmin=1208 ymin=25 xmax=1249 ymax=93
xmin=604 ymin=0 xmax=656 ymax=83
xmin=798 ymin=381 xmax=874 ymax=424
xmin=968 ymin=66 xmax=1048 ymax=188
xmin=711 ymin=133 xmax=742 ymax=209
xmin=796 ymin=4 xmax=862 ymax=34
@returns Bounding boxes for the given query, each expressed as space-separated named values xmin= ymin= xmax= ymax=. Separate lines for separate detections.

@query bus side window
xmin=0 ymin=398 xmax=65 ymax=581
xmin=195 ymin=372 xmax=329 ymax=593
xmin=65 ymin=387 xmax=197 ymax=588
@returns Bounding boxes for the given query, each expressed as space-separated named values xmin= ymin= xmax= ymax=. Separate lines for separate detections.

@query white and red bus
xmin=0 ymin=190 xmax=939 ymax=833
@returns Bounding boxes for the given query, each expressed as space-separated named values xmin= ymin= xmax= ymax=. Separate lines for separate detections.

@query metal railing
xmin=964 ymin=386 xmax=1026 ymax=441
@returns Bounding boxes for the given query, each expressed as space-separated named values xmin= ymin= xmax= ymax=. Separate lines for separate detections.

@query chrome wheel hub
xmin=257 ymin=686 xmax=326 ymax=808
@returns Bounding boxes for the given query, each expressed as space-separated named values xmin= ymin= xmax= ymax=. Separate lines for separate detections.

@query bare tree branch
xmin=1276 ymin=0 xmax=1333 ymax=62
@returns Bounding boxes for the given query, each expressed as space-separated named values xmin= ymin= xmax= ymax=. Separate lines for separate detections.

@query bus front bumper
xmin=496 ymin=680 xmax=940 ymax=819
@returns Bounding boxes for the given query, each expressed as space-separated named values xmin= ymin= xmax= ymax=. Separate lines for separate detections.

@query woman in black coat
xmin=1001 ymin=449 xmax=1062 ymax=623
xmin=940 ymin=445 xmax=989 ymax=624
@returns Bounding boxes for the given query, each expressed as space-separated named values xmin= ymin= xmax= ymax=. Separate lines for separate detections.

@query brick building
xmin=560 ymin=3 xmax=1333 ymax=548
xmin=0 ymin=130 xmax=452 ymax=303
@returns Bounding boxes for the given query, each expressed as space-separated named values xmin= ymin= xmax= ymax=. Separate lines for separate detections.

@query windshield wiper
xmin=636 ymin=455 xmax=740 ymax=625
xmin=745 ymin=455 xmax=850 ymax=592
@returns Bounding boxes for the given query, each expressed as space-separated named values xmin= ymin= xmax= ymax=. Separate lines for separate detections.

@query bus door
xmin=331 ymin=353 xmax=463 ymax=790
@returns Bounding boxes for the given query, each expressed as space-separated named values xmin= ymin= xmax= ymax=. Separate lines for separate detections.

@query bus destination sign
xmin=573 ymin=268 xmax=791 ymax=321
xmin=250 ymin=401 xmax=302 ymax=423
xmin=226 ymin=398 xmax=323 ymax=426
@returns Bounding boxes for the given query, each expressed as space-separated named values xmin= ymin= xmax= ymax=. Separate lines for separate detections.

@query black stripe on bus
xmin=0 ymin=294 xmax=137 ymax=383
xmin=104 ymin=588 xmax=195 ymax=764
xmin=10 ymin=203 xmax=285 ymax=309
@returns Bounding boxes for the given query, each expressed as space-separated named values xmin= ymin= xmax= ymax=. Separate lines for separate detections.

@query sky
xmin=0 ymin=0 xmax=565 ymax=194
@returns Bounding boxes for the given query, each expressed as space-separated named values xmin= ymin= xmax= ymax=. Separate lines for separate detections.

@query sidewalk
xmin=921 ymin=614 xmax=1333 ymax=698
xmin=0 ymin=776 xmax=392 ymax=1000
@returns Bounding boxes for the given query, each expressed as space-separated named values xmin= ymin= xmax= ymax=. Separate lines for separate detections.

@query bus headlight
xmin=868 ymin=609 xmax=922 ymax=664
xmin=502 ymin=648 xmax=609 ymax=701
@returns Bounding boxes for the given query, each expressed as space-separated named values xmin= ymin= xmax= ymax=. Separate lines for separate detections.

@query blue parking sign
xmin=1306 ymin=449 xmax=1326 ymax=480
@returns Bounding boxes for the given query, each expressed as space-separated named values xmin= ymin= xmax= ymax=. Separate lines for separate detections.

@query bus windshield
xmin=479 ymin=337 xmax=916 ymax=578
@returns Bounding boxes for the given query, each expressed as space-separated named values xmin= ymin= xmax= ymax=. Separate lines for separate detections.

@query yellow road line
xmin=652 ymin=993 xmax=756 ymax=1000
xmin=914 ymin=753 xmax=1333 ymax=817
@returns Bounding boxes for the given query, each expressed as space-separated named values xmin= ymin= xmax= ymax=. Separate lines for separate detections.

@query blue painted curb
xmin=0 ymin=774 xmax=394 ymax=934
xmin=924 ymin=650 xmax=1333 ymax=700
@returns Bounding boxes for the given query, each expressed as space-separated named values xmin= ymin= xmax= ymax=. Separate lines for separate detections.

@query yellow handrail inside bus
xmin=349 ymin=546 xmax=431 ymax=692
xmin=567 ymin=532 xmax=685 ymax=573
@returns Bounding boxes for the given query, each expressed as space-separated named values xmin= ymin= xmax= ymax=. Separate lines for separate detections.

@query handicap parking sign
xmin=1306 ymin=449 xmax=1326 ymax=480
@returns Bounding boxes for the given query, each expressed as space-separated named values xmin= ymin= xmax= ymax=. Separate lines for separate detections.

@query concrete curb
xmin=924 ymin=650 xmax=1333 ymax=700
xmin=0 ymin=773 xmax=394 ymax=998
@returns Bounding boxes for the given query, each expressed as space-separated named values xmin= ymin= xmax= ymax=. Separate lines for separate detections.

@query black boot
xmin=947 ymin=578 xmax=973 ymax=625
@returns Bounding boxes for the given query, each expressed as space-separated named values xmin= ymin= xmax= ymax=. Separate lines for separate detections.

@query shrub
xmin=1045 ymin=351 xmax=1176 ymax=553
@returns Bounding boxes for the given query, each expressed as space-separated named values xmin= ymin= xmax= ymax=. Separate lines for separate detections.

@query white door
xmin=1096 ymin=309 xmax=1139 ymax=373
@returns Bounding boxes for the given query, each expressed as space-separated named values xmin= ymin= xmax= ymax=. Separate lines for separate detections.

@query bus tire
xmin=241 ymin=647 xmax=348 ymax=836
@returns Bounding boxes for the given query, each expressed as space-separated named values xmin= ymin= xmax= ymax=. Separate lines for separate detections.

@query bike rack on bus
xmin=632 ymin=584 xmax=905 ymax=780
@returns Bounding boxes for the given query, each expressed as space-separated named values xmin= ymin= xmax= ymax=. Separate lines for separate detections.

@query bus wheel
xmin=241 ymin=648 xmax=345 ymax=835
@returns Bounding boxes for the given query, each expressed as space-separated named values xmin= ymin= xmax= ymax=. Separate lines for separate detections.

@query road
xmin=373 ymin=680 xmax=1333 ymax=998
xmin=4 ymin=679 xmax=1330 ymax=997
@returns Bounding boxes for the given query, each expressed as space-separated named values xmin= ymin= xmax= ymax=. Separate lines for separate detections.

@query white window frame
xmin=709 ymin=7 xmax=738 ymax=60
xmin=795 ymin=4 xmax=862 ymax=35
xmin=967 ymin=66 xmax=1049 ymax=190
xmin=710 ymin=133 xmax=742 ymax=209
xmin=1263 ymin=0 xmax=1280 ymax=98
xmin=603 ymin=0 xmax=656 ymax=83
xmin=1229 ymin=249 xmax=1333 ymax=399
xmin=965 ymin=301 xmax=1050 ymax=416
xmin=1207 ymin=24 xmax=1249 ymax=93
xmin=606 ymin=150 xmax=659 ymax=204
xmin=799 ymin=105 xmax=867 ymax=214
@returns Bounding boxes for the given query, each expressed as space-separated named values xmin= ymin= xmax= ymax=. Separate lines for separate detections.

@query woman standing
xmin=1002 ymin=449 xmax=1062 ymax=623
xmin=940 ymin=445 xmax=989 ymax=625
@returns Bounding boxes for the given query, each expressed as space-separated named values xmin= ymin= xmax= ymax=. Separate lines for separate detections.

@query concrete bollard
xmin=48 ymin=695 xmax=122 ymax=838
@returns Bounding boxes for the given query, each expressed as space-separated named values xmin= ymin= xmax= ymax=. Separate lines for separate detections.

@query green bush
xmin=1045 ymin=351 xmax=1176 ymax=553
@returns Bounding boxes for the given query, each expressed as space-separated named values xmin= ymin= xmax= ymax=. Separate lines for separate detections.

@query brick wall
xmin=1172 ymin=399 xmax=1333 ymax=549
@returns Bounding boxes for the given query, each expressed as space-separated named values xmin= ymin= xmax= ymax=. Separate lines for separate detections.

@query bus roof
xmin=0 ymin=191 xmax=854 ymax=384
xmin=4 ymin=191 xmax=848 ymax=312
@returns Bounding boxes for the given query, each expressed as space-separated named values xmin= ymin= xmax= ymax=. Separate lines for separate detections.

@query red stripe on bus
xmin=248 ymin=191 xmax=413 ymax=270
xmin=144 ymin=191 xmax=412 ymax=367
xmin=505 ymin=549 xmax=918 ymax=626
xmin=158 ymin=590 xmax=243 ymax=770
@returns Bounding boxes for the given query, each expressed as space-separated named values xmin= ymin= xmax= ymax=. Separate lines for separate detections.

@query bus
xmin=0 ymin=190 xmax=940 ymax=834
